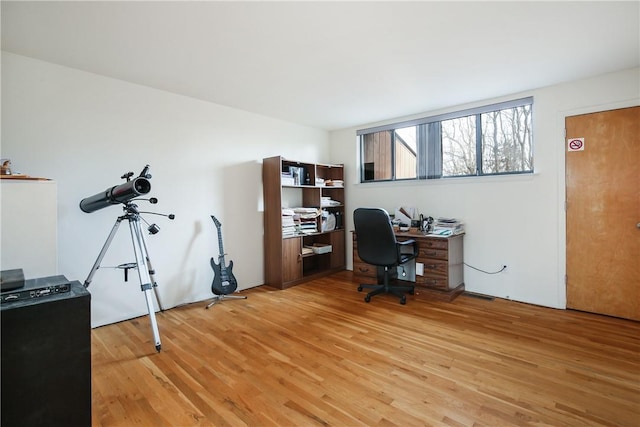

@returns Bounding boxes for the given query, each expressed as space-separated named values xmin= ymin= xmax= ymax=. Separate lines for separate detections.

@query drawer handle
xmin=424 ymin=251 xmax=437 ymax=256
xmin=426 ymin=264 xmax=438 ymax=270
xmin=358 ymin=267 xmax=371 ymax=273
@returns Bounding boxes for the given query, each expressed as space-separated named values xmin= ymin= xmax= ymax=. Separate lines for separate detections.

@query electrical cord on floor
xmin=463 ymin=263 xmax=507 ymax=275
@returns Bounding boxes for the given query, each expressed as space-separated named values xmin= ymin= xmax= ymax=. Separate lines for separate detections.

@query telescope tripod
xmin=84 ymin=203 xmax=164 ymax=352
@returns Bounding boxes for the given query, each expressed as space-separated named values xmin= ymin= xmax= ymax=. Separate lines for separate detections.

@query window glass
xmin=361 ymin=130 xmax=392 ymax=181
xmin=441 ymin=115 xmax=476 ymax=177
xmin=394 ymin=126 xmax=417 ymax=179
xmin=481 ymin=105 xmax=533 ymax=174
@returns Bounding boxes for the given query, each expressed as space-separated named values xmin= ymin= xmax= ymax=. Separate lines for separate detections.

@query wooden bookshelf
xmin=263 ymin=156 xmax=345 ymax=289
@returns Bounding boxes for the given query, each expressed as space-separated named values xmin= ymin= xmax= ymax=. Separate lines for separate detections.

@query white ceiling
xmin=2 ymin=1 xmax=639 ymax=130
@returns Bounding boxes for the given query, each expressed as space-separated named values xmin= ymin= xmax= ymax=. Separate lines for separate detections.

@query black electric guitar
xmin=210 ymin=215 xmax=238 ymax=295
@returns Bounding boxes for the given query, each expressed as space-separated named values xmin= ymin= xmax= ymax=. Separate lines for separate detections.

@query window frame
xmin=357 ymin=97 xmax=533 ymax=183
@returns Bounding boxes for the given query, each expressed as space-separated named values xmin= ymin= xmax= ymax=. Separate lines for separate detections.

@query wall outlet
xmin=416 ymin=262 xmax=424 ymax=276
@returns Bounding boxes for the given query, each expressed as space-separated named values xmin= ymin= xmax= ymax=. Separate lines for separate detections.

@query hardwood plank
xmin=91 ymin=272 xmax=640 ymax=426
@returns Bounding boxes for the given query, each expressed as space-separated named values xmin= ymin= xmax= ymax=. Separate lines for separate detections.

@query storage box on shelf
xmin=263 ymin=156 xmax=346 ymax=289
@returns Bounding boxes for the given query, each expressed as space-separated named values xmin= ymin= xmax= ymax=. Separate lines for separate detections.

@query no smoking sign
xmin=567 ymin=138 xmax=585 ymax=152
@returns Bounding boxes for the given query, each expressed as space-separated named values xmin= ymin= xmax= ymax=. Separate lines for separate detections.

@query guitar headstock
xmin=211 ymin=215 xmax=222 ymax=229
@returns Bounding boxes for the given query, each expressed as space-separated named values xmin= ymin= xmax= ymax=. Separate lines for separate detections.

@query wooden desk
xmin=352 ymin=230 xmax=465 ymax=302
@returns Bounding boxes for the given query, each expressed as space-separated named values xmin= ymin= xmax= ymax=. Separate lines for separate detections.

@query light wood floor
xmin=91 ymin=272 xmax=640 ymax=426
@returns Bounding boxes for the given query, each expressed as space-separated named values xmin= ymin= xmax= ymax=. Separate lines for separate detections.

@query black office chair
xmin=353 ymin=207 xmax=418 ymax=304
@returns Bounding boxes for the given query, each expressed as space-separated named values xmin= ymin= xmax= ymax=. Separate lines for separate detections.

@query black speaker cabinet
xmin=1 ymin=277 xmax=91 ymax=427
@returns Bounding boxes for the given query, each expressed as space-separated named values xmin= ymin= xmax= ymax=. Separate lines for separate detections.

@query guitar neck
xmin=217 ymin=227 xmax=226 ymax=266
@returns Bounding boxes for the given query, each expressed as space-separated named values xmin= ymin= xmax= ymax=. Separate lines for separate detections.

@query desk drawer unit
xmin=414 ymin=235 xmax=464 ymax=291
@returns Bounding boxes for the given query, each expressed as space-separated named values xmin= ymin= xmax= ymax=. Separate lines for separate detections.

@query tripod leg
xmin=129 ymin=219 xmax=162 ymax=352
xmin=139 ymin=233 xmax=164 ymax=312
xmin=142 ymin=286 xmax=162 ymax=352
xmin=84 ymin=218 xmax=123 ymax=288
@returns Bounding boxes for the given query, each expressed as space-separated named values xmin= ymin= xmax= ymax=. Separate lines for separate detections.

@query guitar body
xmin=210 ymin=216 xmax=238 ymax=295
xmin=210 ymin=257 xmax=237 ymax=295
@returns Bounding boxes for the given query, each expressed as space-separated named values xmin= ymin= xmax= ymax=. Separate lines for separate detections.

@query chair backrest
xmin=353 ymin=208 xmax=399 ymax=267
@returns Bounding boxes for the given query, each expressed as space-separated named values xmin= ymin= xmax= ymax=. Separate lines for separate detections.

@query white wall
xmin=330 ymin=67 xmax=640 ymax=309
xmin=1 ymin=180 xmax=57 ymax=278
xmin=3 ymin=50 xmax=638 ymax=325
xmin=1 ymin=52 xmax=329 ymax=327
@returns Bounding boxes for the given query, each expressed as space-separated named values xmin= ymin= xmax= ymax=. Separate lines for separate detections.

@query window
xmin=481 ymin=106 xmax=533 ymax=174
xmin=361 ymin=126 xmax=417 ymax=181
xmin=361 ymin=130 xmax=392 ymax=181
xmin=441 ymin=115 xmax=476 ymax=177
xmin=358 ymin=98 xmax=533 ymax=182
xmin=394 ymin=126 xmax=418 ymax=179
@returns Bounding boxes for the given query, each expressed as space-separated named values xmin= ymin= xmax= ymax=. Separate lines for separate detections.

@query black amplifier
xmin=0 ymin=275 xmax=71 ymax=304
xmin=1 ymin=277 xmax=91 ymax=426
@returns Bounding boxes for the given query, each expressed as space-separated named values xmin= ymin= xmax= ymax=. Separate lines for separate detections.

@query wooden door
xmin=566 ymin=106 xmax=640 ymax=320
xmin=329 ymin=230 xmax=346 ymax=269
xmin=282 ymin=237 xmax=302 ymax=284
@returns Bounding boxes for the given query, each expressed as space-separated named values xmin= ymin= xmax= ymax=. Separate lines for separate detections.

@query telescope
xmin=81 ymin=164 xmax=172 ymax=351
xmin=79 ymin=166 xmax=152 ymax=213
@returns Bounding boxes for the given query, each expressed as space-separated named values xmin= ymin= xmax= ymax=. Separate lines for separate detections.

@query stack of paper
xmin=293 ymin=207 xmax=321 ymax=219
xmin=282 ymin=207 xmax=321 ymax=236
xmin=321 ymin=197 xmax=341 ymax=207
xmin=282 ymin=209 xmax=297 ymax=236
xmin=299 ymin=218 xmax=318 ymax=234
xmin=281 ymin=172 xmax=295 ymax=186
xmin=431 ymin=218 xmax=465 ymax=236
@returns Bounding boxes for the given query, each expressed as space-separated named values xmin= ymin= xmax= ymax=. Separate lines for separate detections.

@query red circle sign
xmin=569 ymin=139 xmax=583 ymax=150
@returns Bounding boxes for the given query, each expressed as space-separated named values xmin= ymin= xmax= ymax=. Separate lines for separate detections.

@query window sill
xmin=357 ymin=172 xmax=538 ymax=187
